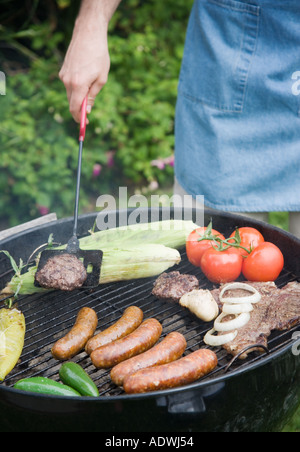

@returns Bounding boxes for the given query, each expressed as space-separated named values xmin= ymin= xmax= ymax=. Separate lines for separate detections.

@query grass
xmin=269 ymin=212 xmax=289 ymax=232
xmin=283 ymin=408 xmax=300 ymax=432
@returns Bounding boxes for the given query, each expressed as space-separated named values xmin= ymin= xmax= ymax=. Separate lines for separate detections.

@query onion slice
xmin=219 ymin=282 xmax=262 ymax=305
xmin=214 ymin=312 xmax=251 ymax=332
xmin=222 ymin=303 xmax=253 ymax=314
xmin=204 ymin=328 xmax=238 ymax=347
xmin=204 ymin=282 xmax=262 ymax=348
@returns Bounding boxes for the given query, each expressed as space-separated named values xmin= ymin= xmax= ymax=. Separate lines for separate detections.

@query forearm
xmin=76 ymin=0 xmax=123 ymax=28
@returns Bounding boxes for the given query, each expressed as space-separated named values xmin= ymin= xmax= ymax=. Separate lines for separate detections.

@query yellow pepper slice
xmin=0 ymin=308 xmax=25 ymax=381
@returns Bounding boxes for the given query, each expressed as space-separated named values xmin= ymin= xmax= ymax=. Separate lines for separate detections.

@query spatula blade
xmin=34 ymin=248 xmax=103 ymax=289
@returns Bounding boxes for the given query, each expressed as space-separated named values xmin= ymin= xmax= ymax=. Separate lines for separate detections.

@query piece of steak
xmin=152 ymin=271 xmax=199 ymax=303
xmin=271 ymin=281 xmax=300 ymax=331
xmin=35 ymin=253 xmax=87 ymax=291
xmin=211 ymin=281 xmax=300 ymax=359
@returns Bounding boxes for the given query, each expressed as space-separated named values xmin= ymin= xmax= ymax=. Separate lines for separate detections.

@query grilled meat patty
xmin=152 ymin=271 xmax=199 ymax=303
xmin=211 ymin=281 xmax=300 ymax=359
xmin=35 ymin=253 xmax=87 ymax=291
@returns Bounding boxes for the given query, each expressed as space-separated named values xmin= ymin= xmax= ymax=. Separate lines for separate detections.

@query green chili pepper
xmin=59 ymin=362 xmax=99 ymax=397
xmin=14 ymin=376 xmax=81 ymax=397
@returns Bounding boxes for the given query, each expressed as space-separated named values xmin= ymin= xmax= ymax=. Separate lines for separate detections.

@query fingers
xmin=59 ymin=69 xmax=85 ymax=123
xmin=86 ymin=75 xmax=108 ymax=112
xmin=59 ymin=72 xmax=108 ymax=123
xmin=69 ymin=88 xmax=90 ymax=124
xmin=87 ymin=96 xmax=95 ymax=114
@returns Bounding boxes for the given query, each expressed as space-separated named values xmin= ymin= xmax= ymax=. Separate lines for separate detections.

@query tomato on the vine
xmin=242 ymin=242 xmax=284 ymax=282
xmin=186 ymin=226 xmax=225 ymax=268
xmin=186 ymin=224 xmax=225 ymax=267
xmin=229 ymin=227 xmax=265 ymax=257
xmin=200 ymin=247 xmax=243 ymax=284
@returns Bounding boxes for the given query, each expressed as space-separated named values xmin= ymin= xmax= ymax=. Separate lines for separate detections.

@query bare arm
xmin=59 ymin=0 xmax=122 ymax=122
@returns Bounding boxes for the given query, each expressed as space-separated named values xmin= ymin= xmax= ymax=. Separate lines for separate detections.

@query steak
xmin=211 ymin=281 xmax=300 ymax=359
xmin=152 ymin=271 xmax=199 ymax=303
xmin=272 ymin=281 xmax=300 ymax=331
xmin=35 ymin=253 xmax=87 ymax=291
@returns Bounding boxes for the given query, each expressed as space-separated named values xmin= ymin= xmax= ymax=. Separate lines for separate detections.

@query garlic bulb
xmin=179 ymin=289 xmax=219 ymax=322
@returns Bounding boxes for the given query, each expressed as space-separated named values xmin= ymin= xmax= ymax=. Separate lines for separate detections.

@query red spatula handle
xmin=79 ymin=95 xmax=88 ymax=142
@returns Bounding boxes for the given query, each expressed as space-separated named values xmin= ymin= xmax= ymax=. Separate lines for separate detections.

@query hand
xmin=59 ymin=20 xmax=110 ymax=123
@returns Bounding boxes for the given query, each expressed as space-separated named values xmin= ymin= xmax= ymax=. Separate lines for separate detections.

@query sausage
xmin=110 ymin=332 xmax=187 ymax=386
xmin=90 ymin=318 xmax=162 ymax=369
xmin=51 ymin=307 xmax=98 ymax=361
xmin=123 ymin=348 xmax=218 ymax=394
xmin=85 ymin=306 xmax=143 ymax=355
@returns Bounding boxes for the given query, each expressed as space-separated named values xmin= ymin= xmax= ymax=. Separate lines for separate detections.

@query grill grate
xmin=0 ymin=249 xmax=299 ymax=397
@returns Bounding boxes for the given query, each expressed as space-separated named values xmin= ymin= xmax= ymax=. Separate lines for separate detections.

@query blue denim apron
xmin=175 ymin=0 xmax=300 ymax=212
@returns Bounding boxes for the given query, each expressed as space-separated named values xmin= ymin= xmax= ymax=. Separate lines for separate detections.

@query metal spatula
xmin=35 ymin=96 xmax=103 ymax=289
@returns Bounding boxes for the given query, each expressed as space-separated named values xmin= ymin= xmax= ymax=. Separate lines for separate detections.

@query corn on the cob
xmin=63 ymin=220 xmax=198 ymax=251
xmin=1 ymin=220 xmax=197 ymax=297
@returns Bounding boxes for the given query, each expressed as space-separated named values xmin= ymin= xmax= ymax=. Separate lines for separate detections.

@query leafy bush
xmin=0 ymin=0 xmax=193 ymax=226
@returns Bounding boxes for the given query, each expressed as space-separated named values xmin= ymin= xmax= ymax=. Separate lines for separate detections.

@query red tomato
xmin=229 ymin=227 xmax=265 ymax=257
xmin=242 ymin=242 xmax=284 ymax=282
xmin=200 ymin=247 xmax=243 ymax=284
xmin=186 ymin=227 xmax=226 ymax=268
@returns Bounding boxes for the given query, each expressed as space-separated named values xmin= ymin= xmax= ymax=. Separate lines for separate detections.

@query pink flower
xmin=92 ymin=163 xmax=102 ymax=178
xmin=106 ymin=151 xmax=116 ymax=168
xmin=165 ymin=155 xmax=175 ymax=167
xmin=151 ymin=155 xmax=174 ymax=170
xmin=151 ymin=159 xmax=165 ymax=170
xmin=37 ymin=205 xmax=49 ymax=216
xmin=148 ymin=180 xmax=159 ymax=191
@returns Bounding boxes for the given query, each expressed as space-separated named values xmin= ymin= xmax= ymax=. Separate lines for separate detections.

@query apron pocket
xmin=178 ymin=0 xmax=260 ymax=113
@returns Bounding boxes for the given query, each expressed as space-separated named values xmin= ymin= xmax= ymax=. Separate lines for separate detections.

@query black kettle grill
xmin=0 ymin=208 xmax=299 ymax=432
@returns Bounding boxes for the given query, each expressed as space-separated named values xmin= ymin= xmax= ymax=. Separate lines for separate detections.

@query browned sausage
xmin=51 ymin=307 xmax=98 ymax=361
xmin=85 ymin=306 xmax=143 ymax=355
xmin=90 ymin=318 xmax=162 ymax=369
xmin=123 ymin=348 xmax=218 ymax=394
xmin=110 ymin=332 xmax=187 ymax=386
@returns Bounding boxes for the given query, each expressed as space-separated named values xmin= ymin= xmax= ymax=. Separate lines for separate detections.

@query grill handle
xmin=72 ymin=95 xmax=88 ymax=239
xmin=79 ymin=95 xmax=88 ymax=142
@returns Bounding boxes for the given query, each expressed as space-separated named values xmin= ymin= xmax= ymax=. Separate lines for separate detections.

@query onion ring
xmin=204 ymin=283 xmax=262 ymax=347
xmin=219 ymin=282 xmax=262 ymax=305
xmin=222 ymin=303 xmax=253 ymax=314
xmin=204 ymin=328 xmax=238 ymax=347
xmin=214 ymin=312 xmax=251 ymax=332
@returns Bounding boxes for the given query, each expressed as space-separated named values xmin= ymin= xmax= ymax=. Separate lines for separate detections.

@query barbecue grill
xmin=0 ymin=207 xmax=299 ymax=432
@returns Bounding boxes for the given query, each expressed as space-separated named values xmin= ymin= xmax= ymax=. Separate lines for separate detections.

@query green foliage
xmin=283 ymin=407 xmax=300 ymax=432
xmin=0 ymin=0 xmax=193 ymax=226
